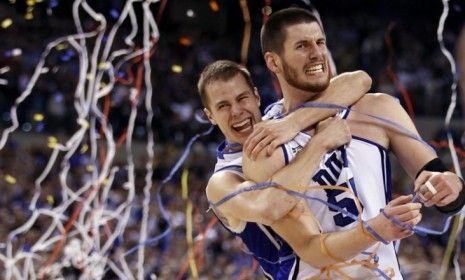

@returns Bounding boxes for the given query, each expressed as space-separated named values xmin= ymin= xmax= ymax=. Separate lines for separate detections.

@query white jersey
xmin=264 ymin=100 xmax=402 ymax=280
xmin=214 ymin=141 xmax=244 ymax=176
xmin=213 ymin=140 xmax=301 ymax=280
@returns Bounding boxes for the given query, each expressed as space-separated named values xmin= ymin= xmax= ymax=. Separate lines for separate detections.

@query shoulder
xmin=353 ymin=93 xmax=402 ymax=117
xmin=354 ymin=93 xmax=398 ymax=108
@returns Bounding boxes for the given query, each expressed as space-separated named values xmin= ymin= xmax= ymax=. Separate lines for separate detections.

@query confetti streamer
xmin=0 ymin=0 xmax=162 ymax=278
xmin=435 ymin=1 xmax=464 ymax=279
xmin=239 ymin=0 xmax=251 ymax=65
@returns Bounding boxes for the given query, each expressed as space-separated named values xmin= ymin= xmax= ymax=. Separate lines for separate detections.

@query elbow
xmin=257 ymin=194 xmax=297 ymax=225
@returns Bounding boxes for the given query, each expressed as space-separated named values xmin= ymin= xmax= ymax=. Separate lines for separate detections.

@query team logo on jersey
xmin=312 ymin=150 xmax=359 ymax=227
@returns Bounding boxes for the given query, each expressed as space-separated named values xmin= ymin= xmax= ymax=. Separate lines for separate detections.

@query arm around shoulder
xmin=206 ymin=171 xmax=297 ymax=226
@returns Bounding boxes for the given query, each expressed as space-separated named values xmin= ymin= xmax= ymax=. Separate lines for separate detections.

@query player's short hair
xmin=260 ymin=7 xmax=322 ymax=55
xmin=197 ymin=60 xmax=254 ymax=108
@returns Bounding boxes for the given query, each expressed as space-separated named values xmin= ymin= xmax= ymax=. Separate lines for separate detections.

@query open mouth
xmin=305 ymin=64 xmax=324 ymax=74
xmin=231 ymin=118 xmax=253 ymax=133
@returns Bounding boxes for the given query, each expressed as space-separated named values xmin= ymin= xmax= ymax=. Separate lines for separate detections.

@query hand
xmin=313 ymin=117 xmax=351 ymax=151
xmin=244 ymin=118 xmax=300 ymax=160
xmin=369 ymin=195 xmax=422 ymax=242
xmin=414 ymin=171 xmax=463 ymax=207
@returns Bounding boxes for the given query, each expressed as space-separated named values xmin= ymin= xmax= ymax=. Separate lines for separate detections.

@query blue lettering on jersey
xmin=312 ymin=152 xmax=359 ymax=227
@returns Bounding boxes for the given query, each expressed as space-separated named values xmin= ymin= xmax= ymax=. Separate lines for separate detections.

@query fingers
xmin=416 ymin=177 xmax=458 ymax=207
xmin=249 ymin=134 xmax=276 ymax=160
xmin=424 ymin=181 xmax=437 ymax=195
xmin=414 ymin=171 xmax=435 ymax=192
xmin=243 ymin=128 xmax=258 ymax=156
xmin=415 ymin=183 xmax=435 ymax=205
xmin=424 ymin=189 xmax=450 ymax=207
xmin=244 ymin=128 xmax=282 ymax=160
xmin=384 ymin=203 xmax=422 ymax=221
xmin=392 ymin=208 xmax=421 ymax=223
xmin=266 ymin=139 xmax=279 ymax=157
xmin=405 ymin=213 xmax=422 ymax=226
xmin=387 ymin=194 xmax=414 ymax=207
xmin=315 ymin=118 xmax=351 ymax=150
xmin=381 ymin=203 xmax=423 ymax=241
xmin=244 ymin=127 xmax=266 ymax=158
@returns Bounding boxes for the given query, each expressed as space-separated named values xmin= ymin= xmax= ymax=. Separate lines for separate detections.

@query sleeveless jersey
xmin=264 ymin=100 xmax=402 ymax=279
xmin=212 ymin=140 xmax=300 ymax=280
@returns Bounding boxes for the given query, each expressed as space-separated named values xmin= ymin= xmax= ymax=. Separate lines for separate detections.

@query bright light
xmin=186 ymin=9 xmax=195 ymax=18
xmin=11 ymin=48 xmax=22 ymax=56
xmin=1 ymin=18 xmax=13 ymax=29
xmin=171 ymin=64 xmax=183 ymax=73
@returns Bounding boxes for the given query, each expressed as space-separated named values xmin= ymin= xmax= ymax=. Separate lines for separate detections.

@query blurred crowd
xmin=0 ymin=0 xmax=464 ymax=279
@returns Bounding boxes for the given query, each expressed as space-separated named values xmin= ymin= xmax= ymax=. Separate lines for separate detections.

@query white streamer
xmin=0 ymin=0 xmax=161 ymax=278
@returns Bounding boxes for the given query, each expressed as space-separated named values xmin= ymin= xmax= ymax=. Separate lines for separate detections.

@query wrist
xmin=311 ymin=134 xmax=334 ymax=153
xmin=287 ymin=110 xmax=308 ymax=131
xmin=307 ymin=135 xmax=330 ymax=155
xmin=286 ymin=112 xmax=303 ymax=132
xmin=360 ymin=219 xmax=379 ymax=243
xmin=437 ymin=177 xmax=465 ymax=214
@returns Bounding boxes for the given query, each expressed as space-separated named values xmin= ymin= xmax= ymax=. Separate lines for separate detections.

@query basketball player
xmin=242 ymin=7 xmax=465 ymax=279
xmin=201 ymin=60 xmax=423 ymax=279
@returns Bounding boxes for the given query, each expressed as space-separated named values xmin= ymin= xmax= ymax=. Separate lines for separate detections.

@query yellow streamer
xmin=181 ymin=169 xmax=188 ymax=200
xmin=438 ymin=214 xmax=462 ymax=280
xmin=182 ymin=169 xmax=198 ymax=279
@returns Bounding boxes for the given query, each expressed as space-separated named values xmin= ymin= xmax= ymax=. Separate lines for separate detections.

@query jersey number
xmin=312 ymin=153 xmax=359 ymax=227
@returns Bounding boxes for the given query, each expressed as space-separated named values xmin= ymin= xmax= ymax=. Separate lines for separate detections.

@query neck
xmin=279 ymin=78 xmax=322 ymax=114
xmin=223 ymin=140 xmax=243 ymax=153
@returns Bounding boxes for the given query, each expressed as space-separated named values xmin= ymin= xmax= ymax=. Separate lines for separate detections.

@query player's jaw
xmin=283 ymin=59 xmax=330 ymax=92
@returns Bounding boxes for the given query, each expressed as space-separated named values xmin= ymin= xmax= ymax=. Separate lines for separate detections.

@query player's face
xmin=279 ymin=22 xmax=331 ymax=92
xmin=204 ymin=74 xmax=262 ymax=144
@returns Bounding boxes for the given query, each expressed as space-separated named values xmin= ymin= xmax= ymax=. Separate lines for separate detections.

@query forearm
xmin=207 ymin=172 xmax=298 ymax=226
xmin=288 ymin=70 xmax=371 ymax=131
xmin=244 ymin=136 xmax=327 ymax=186
xmin=271 ymin=208 xmax=377 ymax=268
xmin=271 ymin=140 xmax=327 ymax=187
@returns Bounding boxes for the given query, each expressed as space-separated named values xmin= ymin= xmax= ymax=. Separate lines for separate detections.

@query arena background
xmin=0 ymin=0 xmax=464 ymax=279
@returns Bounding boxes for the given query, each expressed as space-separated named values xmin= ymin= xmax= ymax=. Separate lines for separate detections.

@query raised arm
xmin=244 ymin=70 xmax=371 ymax=159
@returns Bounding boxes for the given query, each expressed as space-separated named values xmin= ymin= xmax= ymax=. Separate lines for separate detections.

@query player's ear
xmin=253 ymin=87 xmax=261 ymax=107
xmin=264 ymin=52 xmax=280 ymax=73
xmin=203 ymin=108 xmax=217 ymax=125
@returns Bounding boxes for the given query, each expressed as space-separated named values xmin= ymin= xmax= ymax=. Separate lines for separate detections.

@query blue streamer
xmin=121 ymin=125 xmax=214 ymax=257
xmin=297 ymin=101 xmax=435 ymax=154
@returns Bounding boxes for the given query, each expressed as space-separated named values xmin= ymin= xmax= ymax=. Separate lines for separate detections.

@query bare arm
xmin=206 ymin=172 xmax=297 ymax=228
xmin=350 ymin=93 xmax=463 ymax=209
xmin=207 ymin=117 xmax=351 ymax=228
xmin=244 ymin=70 xmax=371 ymax=159
xmin=271 ymin=195 xmax=421 ymax=268
xmin=210 ymin=113 xmax=423 ymax=267
xmin=244 ymin=117 xmax=351 ymax=183
xmin=206 ymin=132 xmax=330 ymax=228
